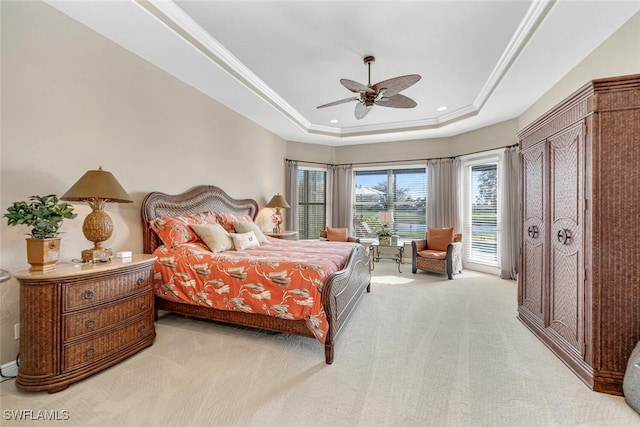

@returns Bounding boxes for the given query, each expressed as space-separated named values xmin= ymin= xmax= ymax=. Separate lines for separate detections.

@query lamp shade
xmin=379 ymin=211 xmax=393 ymax=224
xmin=266 ymin=194 xmax=290 ymax=209
xmin=61 ymin=167 xmax=132 ymax=203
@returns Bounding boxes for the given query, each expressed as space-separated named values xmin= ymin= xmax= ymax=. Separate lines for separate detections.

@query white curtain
xmin=499 ymin=147 xmax=519 ymax=280
xmin=284 ymin=160 xmax=298 ymax=231
xmin=427 ymin=158 xmax=462 ymax=232
xmin=327 ymin=164 xmax=353 ymax=230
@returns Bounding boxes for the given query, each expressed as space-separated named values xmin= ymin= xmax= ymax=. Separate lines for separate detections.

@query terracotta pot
xmin=26 ymin=237 xmax=60 ymax=271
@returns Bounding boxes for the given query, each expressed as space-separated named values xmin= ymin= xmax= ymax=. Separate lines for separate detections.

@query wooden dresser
xmin=14 ymin=254 xmax=156 ymax=393
xmin=518 ymin=74 xmax=640 ymax=395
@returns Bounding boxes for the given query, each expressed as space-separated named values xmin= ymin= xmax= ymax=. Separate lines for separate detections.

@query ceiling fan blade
xmin=376 ymin=93 xmax=417 ymax=109
xmin=372 ymin=74 xmax=421 ymax=97
xmin=341 ymin=79 xmax=375 ymax=94
xmin=354 ymin=102 xmax=372 ymax=119
xmin=317 ymin=96 xmax=359 ymax=109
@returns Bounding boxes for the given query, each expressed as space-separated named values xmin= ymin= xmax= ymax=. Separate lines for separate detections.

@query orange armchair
xmin=411 ymin=227 xmax=462 ymax=279
xmin=319 ymin=227 xmax=360 ymax=243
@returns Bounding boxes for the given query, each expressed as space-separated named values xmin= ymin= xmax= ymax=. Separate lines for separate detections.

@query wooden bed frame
xmin=141 ymin=185 xmax=371 ymax=364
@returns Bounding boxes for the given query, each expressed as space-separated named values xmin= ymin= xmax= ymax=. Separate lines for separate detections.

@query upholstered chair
xmin=319 ymin=227 xmax=360 ymax=243
xmin=411 ymin=227 xmax=462 ymax=279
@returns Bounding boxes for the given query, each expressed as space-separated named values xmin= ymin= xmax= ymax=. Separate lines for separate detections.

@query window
xmin=353 ymin=167 xmax=427 ymax=239
xmin=297 ymin=168 xmax=326 ymax=239
xmin=464 ymin=161 xmax=499 ymax=267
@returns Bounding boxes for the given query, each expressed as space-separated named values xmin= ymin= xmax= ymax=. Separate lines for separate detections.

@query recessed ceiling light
xmin=330 ymin=119 xmax=339 ymax=124
xmin=436 ymin=106 xmax=448 ymax=112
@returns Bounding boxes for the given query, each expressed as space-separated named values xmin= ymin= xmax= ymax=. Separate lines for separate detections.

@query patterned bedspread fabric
xmin=152 ymin=238 xmax=358 ymax=343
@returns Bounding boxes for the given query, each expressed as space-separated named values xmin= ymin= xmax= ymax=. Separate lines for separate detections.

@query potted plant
xmin=4 ymin=195 xmax=77 ymax=270
xmin=375 ymin=224 xmax=393 ymax=245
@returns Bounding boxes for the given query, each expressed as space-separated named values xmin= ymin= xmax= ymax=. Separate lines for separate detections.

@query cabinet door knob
xmin=83 ymin=289 xmax=95 ymax=299
xmin=557 ymin=229 xmax=571 ymax=245
xmin=84 ymin=318 xmax=96 ymax=330
xmin=85 ymin=346 xmax=95 ymax=358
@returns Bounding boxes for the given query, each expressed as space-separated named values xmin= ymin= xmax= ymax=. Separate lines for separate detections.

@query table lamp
xmin=266 ymin=193 xmax=290 ymax=233
xmin=379 ymin=211 xmax=393 ymax=228
xmin=61 ymin=166 xmax=132 ymax=262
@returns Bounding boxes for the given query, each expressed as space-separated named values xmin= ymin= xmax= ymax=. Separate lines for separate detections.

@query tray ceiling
xmin=46 ymin=0 xmax=640 ymax=146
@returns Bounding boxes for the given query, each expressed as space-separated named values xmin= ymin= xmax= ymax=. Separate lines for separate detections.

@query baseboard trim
xmin=1 ymin=360 xmax=18 ymax=382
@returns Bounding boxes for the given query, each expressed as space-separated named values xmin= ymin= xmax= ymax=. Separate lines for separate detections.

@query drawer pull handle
xmin=136 ymin=278 xmax=145 ymax=286
xmin=138 ymin=324 xmax=146 ymax=334
xmin=527 ymin=225 xmax=539 ymax=238
xmin=85 ymin=346 xmax=95 ymax=358
xmin=85 ymin=318 xmax=96 ymax=329
xmin=84 ymin=289 xmax=95 ymax=299
xmin=138 ymin=301 xmax=146 ymax=310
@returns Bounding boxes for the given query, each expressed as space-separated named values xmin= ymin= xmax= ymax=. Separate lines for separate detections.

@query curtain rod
xmin=286 ymin=143 xmax=518 ymax=167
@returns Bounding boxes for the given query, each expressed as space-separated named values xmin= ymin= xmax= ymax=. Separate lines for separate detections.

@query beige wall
xmin=286 ymin=141 xmax=336 ymax=165
xmin=286 ymin=120 xmax=519 ymax=167
xmin=519 ymin=10 xmax=640 ymax=130
xmin=0 ymin=1 xmax=286 ymax=363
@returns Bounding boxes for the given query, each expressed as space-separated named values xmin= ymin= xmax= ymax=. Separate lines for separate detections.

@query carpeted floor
xmin=1 ymin=261 xmax=638 ymax=426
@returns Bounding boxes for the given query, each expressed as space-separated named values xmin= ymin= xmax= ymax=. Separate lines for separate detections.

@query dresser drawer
xmin=63 ymin=292 xmax=153 ymax=340
xmin=62 ymin=315 xmax=153 ymax=372
xmin=62 ymin=268 xmax=152 ymax=312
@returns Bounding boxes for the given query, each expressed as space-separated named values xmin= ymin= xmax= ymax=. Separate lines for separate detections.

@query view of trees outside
xmin=469 ymin=163 xmax=498 ymax=264
xmin=353 ymin=168 xmax=427 ymax=239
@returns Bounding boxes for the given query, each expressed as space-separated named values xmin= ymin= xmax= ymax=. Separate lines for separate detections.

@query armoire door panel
xmin=548 ymin=123 xmax=585 ymax=356
xmin=522 ymin=243 xmax=544 ymax=317
xmin=549 ymin=249 xmax=581 ymax=349
xmin=520 ymin=143 xmax=546 ymax=319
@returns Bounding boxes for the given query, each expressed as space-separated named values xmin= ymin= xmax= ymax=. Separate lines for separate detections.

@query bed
xmin=141 ymin=185 xmax=371 ymax=364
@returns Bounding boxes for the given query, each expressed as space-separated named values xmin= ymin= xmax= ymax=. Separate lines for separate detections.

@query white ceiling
xmin=47 ymin=0 xmax=640 ymax=146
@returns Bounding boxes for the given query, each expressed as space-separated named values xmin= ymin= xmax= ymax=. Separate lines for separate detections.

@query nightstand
xmin=265 ymin=231 xmax=299 ymax=240
xmin=14 ymin=254 xmax=156 ymax=393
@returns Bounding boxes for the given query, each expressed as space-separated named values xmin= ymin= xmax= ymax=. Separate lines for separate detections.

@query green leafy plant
xmin=4 ymin=195 xmax=77 ymax=239
xmin=375 ymin=225 xmax=392 ymax=237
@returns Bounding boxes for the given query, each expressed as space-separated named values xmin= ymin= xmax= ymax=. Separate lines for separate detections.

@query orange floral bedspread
xmin=152 ymin=238 xmax=358 ymax=343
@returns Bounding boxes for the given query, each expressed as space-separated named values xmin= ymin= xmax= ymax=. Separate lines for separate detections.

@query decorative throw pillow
xmin=427 ymin=227 xmax=454 ymax=251
xmin=232 ymin=220 xmax=268 ymax=244
xmin=230 ymin=231 xmax=260 ymax=251
xmin=215 ymin=212 xmax=253 ymax=233
xmin=326 ymin=227 xmax=349 ymax=242
xmin=149 ymin=211 xmax=218 ymax=247
xmin=191 ymin=223 xmax=234 ymax=253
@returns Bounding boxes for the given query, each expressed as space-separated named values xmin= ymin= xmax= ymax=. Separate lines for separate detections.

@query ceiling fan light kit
xmin=317 ymin=55 xmax=421 ymax=119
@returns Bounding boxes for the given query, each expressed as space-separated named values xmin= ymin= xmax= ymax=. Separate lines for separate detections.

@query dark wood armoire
xmin=518 ymin=74 xmax=640 ymax=396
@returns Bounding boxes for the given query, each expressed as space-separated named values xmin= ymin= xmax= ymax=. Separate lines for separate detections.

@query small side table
xmin=370 ymin=241 xmax=404 ymax=272
xmin=265 ymin=230 xmax=299 ymax=240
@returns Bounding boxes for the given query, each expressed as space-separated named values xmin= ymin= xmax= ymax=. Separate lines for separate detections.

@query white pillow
xmin=191 ymin=223 xmax=234 ymax=252
xmin=230 ymin=231 xmax=260 ymax=251
xmin=232 ymin=220 xmax=268 ymax=244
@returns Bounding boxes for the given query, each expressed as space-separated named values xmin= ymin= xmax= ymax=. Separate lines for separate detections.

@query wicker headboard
xmin=141 ymin=185 xmax=259 ymax=254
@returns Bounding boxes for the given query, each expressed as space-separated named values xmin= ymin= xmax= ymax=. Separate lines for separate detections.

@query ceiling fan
xmin=317 ymin=56 xmax=421 ymax=120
